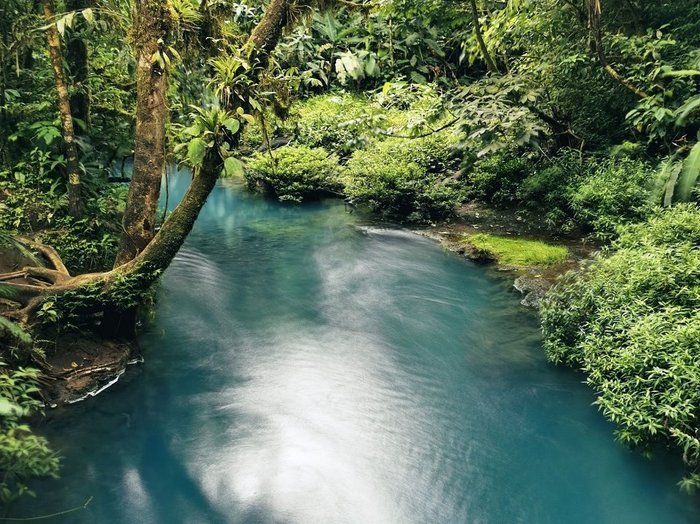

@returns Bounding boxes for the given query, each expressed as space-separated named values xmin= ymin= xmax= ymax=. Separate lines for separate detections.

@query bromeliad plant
xmin=173 ymin=106 xmax=249 ymax=178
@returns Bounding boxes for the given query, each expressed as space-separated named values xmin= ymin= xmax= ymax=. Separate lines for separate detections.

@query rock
xmin=513 ymin=275 xmax=552 ymax=308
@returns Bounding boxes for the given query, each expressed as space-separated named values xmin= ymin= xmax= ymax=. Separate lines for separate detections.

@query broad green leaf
xmin=82 ymin=7 xmax=94 ymax=23
xmin=223 ymin=157 xmax=244 ymax=178
xmin=187 ymin=137 xmax=207 ymax=167
xmin=675 ymin=95 xmax=700 ymax=125
xmin=222 ymin=118 xmax=240 ymax=135
xmin=660 ymin=160 xmax=682 ymax=207
xmin=0 ymin=397 xmax=21 ymax=417
xmin=676 ymin=142 xmax=700 ymax=202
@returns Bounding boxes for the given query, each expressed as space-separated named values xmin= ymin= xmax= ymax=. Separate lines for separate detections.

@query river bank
xmin=415 ymin=203 xmax=597 ymax=307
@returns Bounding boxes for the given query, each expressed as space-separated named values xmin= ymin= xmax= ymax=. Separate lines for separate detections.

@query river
xmin=10 ymin=174 xmax=700 ymax=523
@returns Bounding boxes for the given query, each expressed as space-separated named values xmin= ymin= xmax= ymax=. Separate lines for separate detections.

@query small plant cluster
xmin=0 ymin=360 xmax=59 ymax=503
xmin=243 ymin=86 xmax=464 ymax=222
xmin=245 ymin=146 xmax=343 ymax=203
xmin=541 ymin=204 xmax=700 ymax=491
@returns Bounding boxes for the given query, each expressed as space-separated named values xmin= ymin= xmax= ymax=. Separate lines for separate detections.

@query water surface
xmin=10 ymin=175 xmax=700 ymax=523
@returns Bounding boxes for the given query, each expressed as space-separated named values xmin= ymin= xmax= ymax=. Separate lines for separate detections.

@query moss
xmin=464 ymin=233 xmax=569 ymax=267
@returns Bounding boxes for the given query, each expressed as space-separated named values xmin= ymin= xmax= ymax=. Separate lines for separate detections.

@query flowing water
xmin=10 ymin=174 xmax=700 ymax=523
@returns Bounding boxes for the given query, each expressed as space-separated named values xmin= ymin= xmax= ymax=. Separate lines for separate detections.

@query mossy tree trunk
xmin=42 ymin=0 xmax=82 ymax=218
xmin=114 ymin=0 xmax=173 ymax=267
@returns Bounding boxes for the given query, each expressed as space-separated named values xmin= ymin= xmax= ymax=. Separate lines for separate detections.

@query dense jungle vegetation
xmin=0 ymin=0 xmax=699 ymax=505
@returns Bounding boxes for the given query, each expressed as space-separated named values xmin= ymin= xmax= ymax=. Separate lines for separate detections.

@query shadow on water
xmin=8 ymin=174 xmax=700 ymax=524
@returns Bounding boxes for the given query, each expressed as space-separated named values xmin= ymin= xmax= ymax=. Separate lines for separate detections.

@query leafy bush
xmin=464 ymin=234 xmax=569 ymax=266
xmin=343 ymin=138 xmax=462 ymax=223
xmin=367 ymin=132 xmax=461 ymax=173
xmin=285 ymin=93 xmax=382 ymax=155
xmin=0 ymin=360 xmax=59 ymax=503
xmin=541 ymin=204 xmax=700 ymax=491
xmin=518 ymin=150 xmax=585 ymax=231
xmin=245 ymin=146 xmax=342 ymax=203
xmin=571 ymin=157 xmax=654 ymax=237
xmin=464 ymin=152 xmax=532 ymax=208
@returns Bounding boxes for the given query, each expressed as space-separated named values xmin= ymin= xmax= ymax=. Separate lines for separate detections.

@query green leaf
xmin=222 ymin=118 xmax=240 ymax=135
xmin=82 ymin=7 xmax=94 ymax=23
xmin=410 ymin=71 xmax=427 ymax=84
xmin=223 ymin=157 xmax=244 ymax=178
xmin=187 ymin=138 xmax=207 ymax=167
xmin=56 ymin=18 xmax=65 ymax=37
xmin=183 ymin=124 xmax=201 ymax=137
xmin=661 ymin=160 xmax=682 ymax=207
xmin=675 ymin=95 xmax=700 ymax=125
xmin=0 ymin=397 xmax=21 ymax=417
xmin=676 ymin=142 xmax=700 ymax=202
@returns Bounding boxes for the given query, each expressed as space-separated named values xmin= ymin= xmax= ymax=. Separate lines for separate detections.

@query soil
xmin=37 ymin=334 xmax=137 ymax=406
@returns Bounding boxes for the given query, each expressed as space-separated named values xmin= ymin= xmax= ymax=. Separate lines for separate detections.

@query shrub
xmin=570 ymin=157 xmax=654 ymax=237
xmin=518 ymin=150 xmax=585 ymax=231
xmin=368 ymin=132 xmax=462 ymax=174
xmin=343 ymin=140 xmax=462 ymax=223
xmin=285 ymin=93 xmax=382 ymax=155
xmin=464 ymin=234 xmax=569 ymax=266
xmin=463 ymin=152 xmax=532 ymax=207
xmin=541 ymin=204 xmax=700 ymax=491
xmin=0 ymin=360 xmax=60 ymax=503
xmin=245 ymin=146 xmax=342 ymax=203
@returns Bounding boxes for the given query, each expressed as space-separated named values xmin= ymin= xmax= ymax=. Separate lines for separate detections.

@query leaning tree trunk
xmin=113 ymin=0 xmax=172 ymax=267
xmin=469 ymin=0 xmax=499 ymax=74
xmin=588 ymin=0 xmax=648 ymax=98
xmin=42 ymin=0 xmax=82 ymax=218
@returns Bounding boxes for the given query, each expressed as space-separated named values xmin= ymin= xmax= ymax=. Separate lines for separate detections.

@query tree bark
xmin=469 ymin=0 xmax=499 ymax=74
xmin=114 ymin=0 xmax=172 ymax=267
xmin=42 ymin=0 xmax=82 ymax=218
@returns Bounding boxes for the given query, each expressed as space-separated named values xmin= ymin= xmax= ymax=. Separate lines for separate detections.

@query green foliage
xmin=464 ymin=152 xmax=532 ymax=208
xmin=274 ymin=5 xmax=469 ymax=92
xmin=517 ymin=150 xmax=585 ymax=231
xmin=571 ymin=157 xmax=654 ymax=237
xmin=464 ymin=233 xmax=569 ymax=267
xmin=541 ymin=204 xmax=700 ymax=490
xmin=343 ymin=135 xmax=462 ymax=223
xmin=284 ymin=92 xmax=390 ymax=156
xmin=0 ymin=360 xmax=59 ymax=503
xmin=173 ymin=106 xmax=248 ymax=177
xmin=245 ymin=146 xmax=342 ymax=203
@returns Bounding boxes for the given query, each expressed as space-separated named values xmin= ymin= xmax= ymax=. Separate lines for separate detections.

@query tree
xmin=469 ymin=0 xmax=498 ymax=73
xmin=113 ymin=0 xmax=173 ymax=266
xmin=42 ymin=0 xmax=82 ymax=217
xmin=0 ymin=0 xmax=322 ymax=338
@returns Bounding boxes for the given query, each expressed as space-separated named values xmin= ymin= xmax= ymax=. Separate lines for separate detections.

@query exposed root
xmin=17 ymin=236 xmax=71 ymax=276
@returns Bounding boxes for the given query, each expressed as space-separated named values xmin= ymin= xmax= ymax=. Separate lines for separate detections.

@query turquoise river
xmin=9 ymin=174 xmax=700 ymax=523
